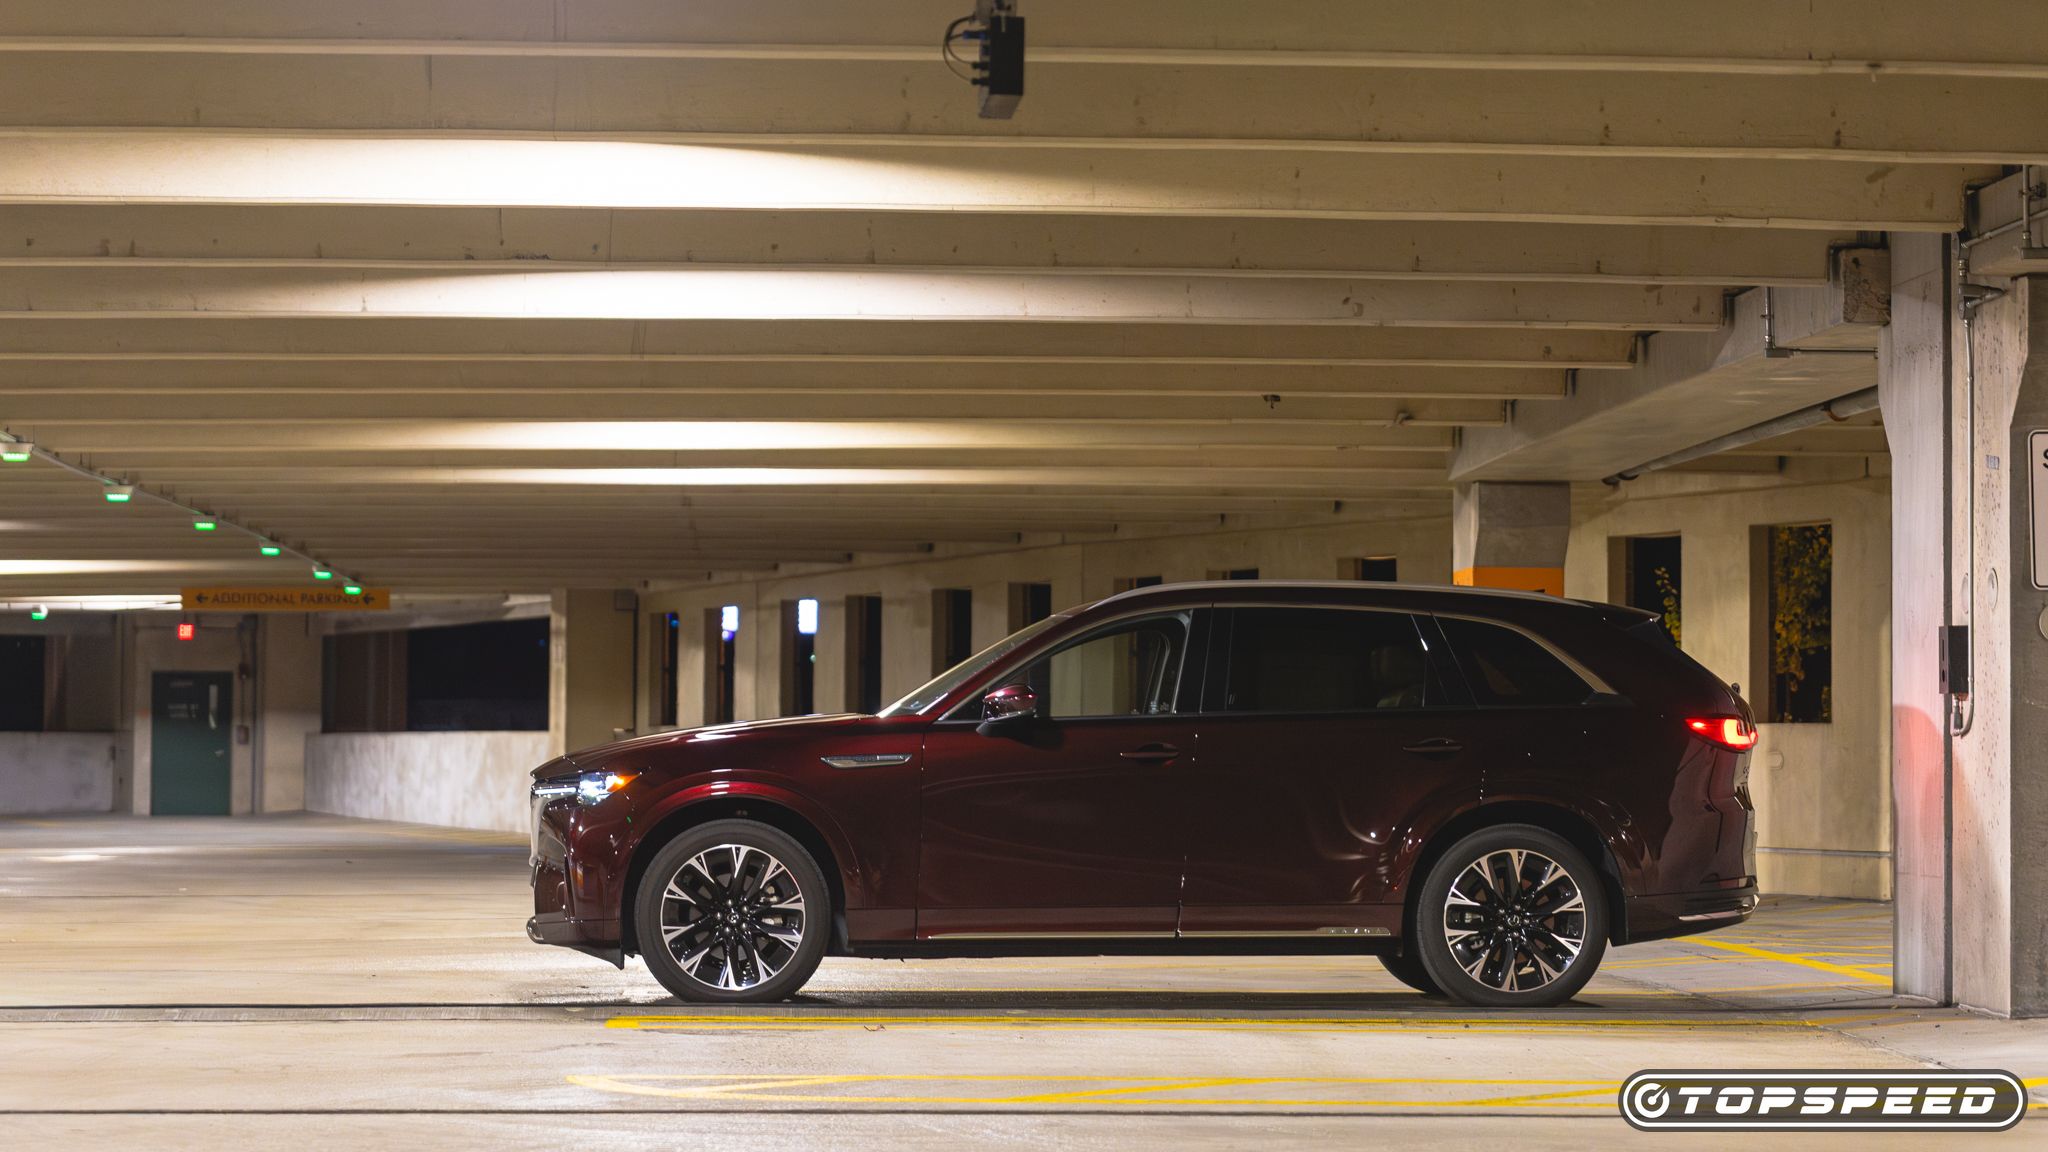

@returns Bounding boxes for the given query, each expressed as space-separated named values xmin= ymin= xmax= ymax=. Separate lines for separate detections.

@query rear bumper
xmin=1622 ymin=883 xmax=1758 ymax=944
xmin=526 ymin=911 xmax=625 ymax=968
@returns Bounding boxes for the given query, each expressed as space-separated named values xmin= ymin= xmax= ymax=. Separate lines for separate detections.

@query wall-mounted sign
xmin=181 ymin=587 xmax=388 ymax=612
xmin=2033 ymin=430 xmax=2048 ymax=591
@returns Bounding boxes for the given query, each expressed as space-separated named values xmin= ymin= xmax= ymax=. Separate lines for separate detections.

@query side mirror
xmin=977 ymin=684 xmax=1040 ymax=735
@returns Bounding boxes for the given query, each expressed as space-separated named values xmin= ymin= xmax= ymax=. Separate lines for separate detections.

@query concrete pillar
xmin=1451 ymin=481 xmax=1571 ymax=595
xmin=1881 ymin=232 xmax=1956 ymax=1004
xmin=1885 ymin=230 xmax=2048 ymax=1016
xmin=547 ymin=589 xmax=637 ymax=758
xmin=254 ymin=615 xmax=321 ymax=812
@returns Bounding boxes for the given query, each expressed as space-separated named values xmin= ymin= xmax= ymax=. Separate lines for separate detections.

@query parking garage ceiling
xmin=0 ymin=0 xmax=2038 ymax=597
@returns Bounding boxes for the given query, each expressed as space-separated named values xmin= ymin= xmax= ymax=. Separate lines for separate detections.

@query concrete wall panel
xmin=0 ymin=732 xmax=118 ymax=815
xmin=305 ymin=731 xmax=549 ymax=834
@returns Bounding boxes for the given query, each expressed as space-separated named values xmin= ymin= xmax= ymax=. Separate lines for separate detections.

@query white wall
xmin=0 ymin=732 xmax=118 ymax=815
xmin=305 ymin=730 xmax=549 ymax=833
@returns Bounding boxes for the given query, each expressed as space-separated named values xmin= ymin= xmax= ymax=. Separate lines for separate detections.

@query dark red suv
xmin=528 ymin=581 xmax=1756 ymax=1007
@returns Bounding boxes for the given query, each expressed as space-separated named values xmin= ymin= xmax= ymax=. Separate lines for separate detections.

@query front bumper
xmin=526 ymin=911 xmax=625 ymax=967
xmin=528 ymin=772 xmax=627 ymax=966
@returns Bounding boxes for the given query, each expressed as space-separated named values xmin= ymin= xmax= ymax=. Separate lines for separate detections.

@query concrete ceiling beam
xmin=0 ymin=206 xmax=1842 ymax=286
xmin=0 ymin=134 xmax=1981 ymax=231
xmin=0 ymin=315 xmax=1637 ymax=365
xmin=0 ymin=360 xmax=1571 ymax=402
xmin=3 ymin=53 xmax=2044 ymax=164
xmin=0 ymin=266 xmax=1727 ymax=330
xmin=4 ymin=0 xmax=2045 ymax=67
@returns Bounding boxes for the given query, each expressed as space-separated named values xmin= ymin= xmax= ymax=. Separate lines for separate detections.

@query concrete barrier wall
xmin=304 ymin=731 xmax=549 ymax=833
xmin=0 ymin=732 xmax=119 ymax=815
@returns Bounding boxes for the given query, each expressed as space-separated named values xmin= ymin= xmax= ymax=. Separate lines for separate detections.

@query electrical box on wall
xmin=1939 ymin=625 xmax=1971 ymax=698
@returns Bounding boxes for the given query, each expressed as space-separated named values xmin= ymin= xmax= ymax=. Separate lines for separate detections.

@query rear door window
xmin=1435 ymin=616 xmax=1594 ymax=707
xmin=1211 ymin=607 xmax=1448 ymax=714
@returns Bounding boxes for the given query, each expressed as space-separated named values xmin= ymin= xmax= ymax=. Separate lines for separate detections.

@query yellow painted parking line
xmin=1682 ymin=938 xmax=1893 ymax=985
xmin=567 ymin=1072 xmax=1622 ymax=1109
xmin=608 ymin=1011 xmax=1890 ymax=1033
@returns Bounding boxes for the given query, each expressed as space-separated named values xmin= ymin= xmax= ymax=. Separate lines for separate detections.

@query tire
xmin=1414 ymin=824 xmax=1608 ymax=1008
xmin=634 ymin=819 xmax=831 ymax=1004
xmin=1378 ymin=950 xmax=1446 ymax=997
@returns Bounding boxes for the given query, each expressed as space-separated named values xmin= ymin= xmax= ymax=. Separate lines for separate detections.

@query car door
xmin=1178 ymin=605 xmax=1480 ymax=938
xmin=916 ymin=608 xmax=1206 ymax=940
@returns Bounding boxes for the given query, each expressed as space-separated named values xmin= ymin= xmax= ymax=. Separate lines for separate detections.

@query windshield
xmin=877 ymin=613 xmax=1068 ymax=717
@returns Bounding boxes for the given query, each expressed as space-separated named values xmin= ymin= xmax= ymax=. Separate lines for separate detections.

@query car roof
xmin=1094 ymin=579 xmax=1574 ymax=610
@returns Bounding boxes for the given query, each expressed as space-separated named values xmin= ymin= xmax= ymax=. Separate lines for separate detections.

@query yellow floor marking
xmin=608 ymin=1011 xmax=1887 ymax=1033
xmin=1681 ymin=938 xmax=1893 ymax=984
xmin=567 ymin=1072 xmax=1623 ymax=1109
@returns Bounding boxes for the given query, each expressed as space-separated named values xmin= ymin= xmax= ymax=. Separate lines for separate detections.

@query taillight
xmin=1686 ymin=716 xmax=1758 ymax=751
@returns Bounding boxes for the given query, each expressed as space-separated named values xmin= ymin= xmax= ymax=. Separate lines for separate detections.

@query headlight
xmin=575 ymin=771 xmax=638 ymax=805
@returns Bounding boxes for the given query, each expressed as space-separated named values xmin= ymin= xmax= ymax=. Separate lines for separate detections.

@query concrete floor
xmin=2 ymin=815 xmax=2042 ymax=1149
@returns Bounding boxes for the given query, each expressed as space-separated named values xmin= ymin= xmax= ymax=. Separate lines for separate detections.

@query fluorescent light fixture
xmin=720 ymin=605 xmax=740 ymax=635
xmin=1 ymin=441 xmax=32 ymax=463
xmin=29 ymin=605 xmax=48 ymax=621
xmin=312 ymin=568 xmax=333 ymax=580
xmin=343 ymin=584 xmax=363 ymax=596
xmin=103 ymin=485 xmax=135 ymax=503
xmin=796 ymin=598 xmax=819 ymax=636
xmin=259 ymin=545 xmax=282 ymax=557
xmin=193 ymin=520 xmax=217 ymax=532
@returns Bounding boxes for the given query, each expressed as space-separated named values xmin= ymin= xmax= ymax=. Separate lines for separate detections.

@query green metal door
xmin=151 ymin=671 xmax=232 ymax=815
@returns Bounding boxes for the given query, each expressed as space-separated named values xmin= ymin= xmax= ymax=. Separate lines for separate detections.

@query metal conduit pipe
xmin=1602 ymin=386 xmax=1880 ymax=485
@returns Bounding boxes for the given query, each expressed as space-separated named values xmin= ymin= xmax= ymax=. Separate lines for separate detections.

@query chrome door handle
xmin=1117 ymin=743 xmax=1181 ymax=764
xmin=1402 ymin=738 xmax=1464 ymax=758
xmin=820 ymin=753 xmax=913 ymax=769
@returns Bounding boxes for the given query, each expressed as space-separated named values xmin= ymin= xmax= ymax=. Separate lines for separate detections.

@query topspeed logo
xmin=1620 ymin=1070 xmax=2025 ymax=1131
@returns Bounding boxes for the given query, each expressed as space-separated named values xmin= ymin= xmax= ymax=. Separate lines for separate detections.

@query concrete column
xmin=1886 ymin=232 xmax=2048 ymax=1016
xmin=1881 ymin=232 xmax=1956 ymax=1004
xmin=254 ymin=615 xmax=321 ymax=812
xmin=547 ymin=589 xmax=637 ymax=758
xmin=1451 ymin=481 xmax=1571 ymax=595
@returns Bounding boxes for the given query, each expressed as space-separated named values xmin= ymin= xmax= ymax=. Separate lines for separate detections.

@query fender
xmin=630 ymin=773 xmax=868 ymax=905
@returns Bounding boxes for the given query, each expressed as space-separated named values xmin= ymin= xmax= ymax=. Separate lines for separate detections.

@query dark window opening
xmin=1114 ymin=575 xmax=1164 ymax=593
xmin=1210 ymin=567 xmax=1260 ymax=581
xmin=1216 ymin=608 xmax=1444 ymax=714
xmin=1341 ymin=556 xmax=1399 ymax=582
xmin=780 ymin=599 xmax=817 ymax=716
xmin=847 ymin=594 xmax=884 ymax=714
xmin=1617 ymin=535 xmax=1683 ymax=646
xmin=0 ymin=635 xmax=47 ymax=731
xmin=1437 ymin=616 xmax=1594 ymax=707
xmin=931 ymin=588 xmax=974 ymax=675
xmin=402 ymin=619 xmax=549 ymax=731
xmin=1755 ymin=523 xmax=1833 ymax=723
xmin=654 ymin=612 xmax=680 ymax=728
xmin=704 ymin=605 xmax=738 ymax=725
xmin=1007 ymin=582 xmax=1053 ymax=631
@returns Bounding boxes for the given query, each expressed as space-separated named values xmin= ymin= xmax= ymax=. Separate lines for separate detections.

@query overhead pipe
xmin=1602 ymin=387 xmax=1880 ymax=486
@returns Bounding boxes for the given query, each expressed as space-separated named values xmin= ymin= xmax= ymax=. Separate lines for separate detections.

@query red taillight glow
xmin=1687 ymin=716 xmax=1758 ymax=751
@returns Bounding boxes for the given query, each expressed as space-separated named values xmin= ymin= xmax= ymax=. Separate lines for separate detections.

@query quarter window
xmin=1217 ymin=608 xmax=1442 ymax=714
xmin=993 ymin=612 xmax=1193 ymax=720
xmin=1437 ymin=617 xmax=1593 ymax=707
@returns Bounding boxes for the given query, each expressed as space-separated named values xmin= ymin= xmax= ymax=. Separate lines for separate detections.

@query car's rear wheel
xmin=1377 ymin=950 xmax=1445 ymax=996
xmin=634 ymin=819 xmax=830 ymax=1003
xmin=1415 ymin=825 xmax=1608 ymax=1008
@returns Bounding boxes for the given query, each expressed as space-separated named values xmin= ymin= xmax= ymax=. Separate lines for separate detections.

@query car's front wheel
xmin=1414 ymin=824 xmax=1608 ymax=1008
xmin=634 ymin=819 xmax=831 ymax=1003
